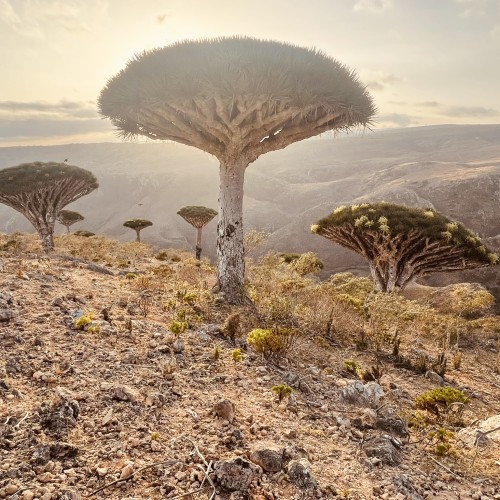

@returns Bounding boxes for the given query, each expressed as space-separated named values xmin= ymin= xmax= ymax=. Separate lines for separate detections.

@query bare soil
xmin=1 ymin=236 xmax=499 ymax=500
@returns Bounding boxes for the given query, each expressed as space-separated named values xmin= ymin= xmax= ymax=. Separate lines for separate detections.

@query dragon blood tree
xmin=177 ymin=205 xmax=217 ymax=260
xmin=0 ymin=162 xmax=98 ymax=252
xmin=57 ymin=209 xmax=84 ymax=234
xmin=123 ymin=218 xmax=153 ymax=242
xmin=98 ymin=37 xmax=375 ymax=304
xmin=312 ymin=203 xmax=498 ymax=292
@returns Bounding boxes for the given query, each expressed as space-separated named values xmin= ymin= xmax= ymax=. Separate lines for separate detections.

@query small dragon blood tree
xmin=312 ymin=202 xmax=498 ymax=292
xmin=177 ymin=205 xmax=217 ymax=259
xmin=123 ymin=218 xmax=153 ymax=242
xmin=57 ymin=209 xmax=84 ymax=234
xmin=0 ymin=161 xmax=98 ymax=252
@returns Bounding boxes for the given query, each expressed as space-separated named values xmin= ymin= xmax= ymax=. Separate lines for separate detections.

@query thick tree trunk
xmin=195 ymin=227 xmax=202 ymax=260
xmin=135 ymin=229 xmax=141 ymax=243
xmin=369 ymin=263 xmax=387 ymax=292
xmin=215 ymin=161 xmax=246 ymax=304
xmin=37 ymin=223 xmax=55 ymax=252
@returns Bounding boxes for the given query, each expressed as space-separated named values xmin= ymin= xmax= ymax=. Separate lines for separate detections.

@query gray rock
xmin=38 ymin=398 xmax=80 ymax=438
xmin=249 ymin=446 xmax=283 ymax=472
xmin=458 ymin=414 xmax=500 ymax=447
xmin=57 ymin=489 xmax=81 ymax=500
xmin=362 ymin=435 xmax=402 ymax=465
xmin=0 ymin=308 xmax=18 ymax=322
xmin=287 ymin=459 xmax=318 ymax=489
xmin=340 ymin=381 xmax=385 ymax=407
xmin=214 ymin=399 xmax=235 ymax=423
xmin=425 ymin=371 xmax=445 ymax=386
xmin=214 ymin=457 xmax=261 ymax=491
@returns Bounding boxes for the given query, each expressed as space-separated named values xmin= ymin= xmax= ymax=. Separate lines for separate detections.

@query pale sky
xmin=1 ymin=0 xmax=499 ymax=147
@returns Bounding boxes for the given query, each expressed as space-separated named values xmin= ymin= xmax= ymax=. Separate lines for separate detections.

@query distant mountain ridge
xmin=1 ymin=124 xmax=500 ymax=300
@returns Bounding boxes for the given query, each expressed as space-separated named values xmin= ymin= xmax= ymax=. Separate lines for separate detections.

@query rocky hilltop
xmin=0 ymin=234 xmax=499 ymax=499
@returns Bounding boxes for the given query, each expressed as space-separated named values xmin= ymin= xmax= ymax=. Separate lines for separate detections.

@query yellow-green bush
xmin=247 ymin=327 xmax=298 ymax=358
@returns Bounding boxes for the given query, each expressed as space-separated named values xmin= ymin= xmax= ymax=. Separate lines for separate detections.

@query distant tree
xmin=177 ymin=206 xmax=217 ymax=259
xmin=312 ymin=203 xmax=498 ymax=292
xmin=98 ymin=37 xmax=375 ymax=304
xmin=74 ymin=230 xmax=95 ymax=237
xmin=123 ymin=218 xmax=153 ymax=242
xmin=57 ymin=210 xmax=84 ymax=234
xmin=0 ymin=162 xmax=98 ymax=252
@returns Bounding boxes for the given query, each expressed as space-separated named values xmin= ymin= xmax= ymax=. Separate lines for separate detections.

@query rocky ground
xmin=1 ymin=235 xmax=499 ymax=500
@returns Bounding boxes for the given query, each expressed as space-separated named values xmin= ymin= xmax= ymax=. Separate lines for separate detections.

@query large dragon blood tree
xmin=98 ymin=36 xmax=375 ymax=303
xmin=123 ymin=218 xmax=153 ymax=242
xmin=312 ymin=203 xmax=498 ymax=292
xmin=177 ymin=205 xmax=217 ymax=260
xmin=57 ymin=209 xmax=84 ymax=234
xmin=0 ymin=162 xmax=98 ymax=252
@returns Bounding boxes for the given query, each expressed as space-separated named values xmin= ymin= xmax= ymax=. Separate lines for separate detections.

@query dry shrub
xmin=429 ymin=283 xmax=495 ymax=319
xmin=0 ymin=232 xmax=42 ymax=255
xmin=55 ymin=235 xmax=152 ymax=265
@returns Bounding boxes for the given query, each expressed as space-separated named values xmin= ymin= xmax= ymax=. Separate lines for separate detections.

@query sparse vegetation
xmin=272 ymin=384 xmax=293 ymax=403
xmin=1 ymin=230 xmax=499 ymax=497
xmin=415 ymin=387 xmax=470 ymax=418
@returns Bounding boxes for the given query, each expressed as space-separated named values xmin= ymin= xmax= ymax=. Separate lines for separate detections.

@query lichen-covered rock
xmin=287 ymin=459 xmax=318 ymax=489
xmin=38 ymin=398 xmax=80 ymax=438
xmin=340 ymin=381 xmax=385 ymax=407
xmin=362 ymin=435 xmax=402 ymax=465
xmin=214 ymin=457 xmax=261 ymax=491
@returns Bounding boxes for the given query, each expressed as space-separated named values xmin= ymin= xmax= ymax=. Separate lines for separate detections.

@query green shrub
xmin=272 ymin=384 xmax=293 ymax=402
xmin=246 ymin=327 xmax=297 ymax=359
xmin=169 ymin=321 xmax=188 ymax=335
xmin=73 ymin=314 xmax=92 ymax=330
xmin=231 ymin=348 xmax=242 ymax=362
xmin=427 ymin=428 xmax=456 ymax=456
xmin=415 ymin=387 xmax=470 ymax=416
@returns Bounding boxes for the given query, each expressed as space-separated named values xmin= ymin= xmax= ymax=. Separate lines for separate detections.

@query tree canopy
xmin=0 ymin=162 xmax=98 ymax=251
xmin=177 ymin=206 xmax=217 ymax=260
xmin=98 ymin=36 xmax=375 ymax=163
xmin=123 ymin=218 xmax=153 ymax=242
xmin=98 ymin=36 xmax=375 ymax=303
xmin=123 ymin=218 xmax=153 ymax=230
xmin=177 ymin=206 xmax=217 ymax=228
xmin=57 ymin=210 xmax=84 ymax=233
xmin=312 ymin=202 xmax=498 ymax=292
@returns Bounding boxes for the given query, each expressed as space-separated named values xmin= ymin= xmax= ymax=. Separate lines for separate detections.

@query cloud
xmin=417 ymin=101 xmax=441 ymax=108
xmin=0 ymin=0 xmax=104 ymax=38
xmin=0 ymin=99 xmax=114 ymax=144
xmin=416 ymin=101 xmax=499 ymax=118
xmin=363 ymin=71 xmax=402 ymax=92
xmin=0 ymin=100 xmax=98 ymax=119
xmin=491 ymin=23 xmax=500 ymax=40
xmin=444 ymin=105 xmax=499 ymax=118
xmin=376 ymin=113 xmax=416 ymax=128
xmin=353 ymin=0 xmax=393 ymax=14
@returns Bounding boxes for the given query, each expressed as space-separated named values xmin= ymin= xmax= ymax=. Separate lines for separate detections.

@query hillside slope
xmin=0 ymin=235 xmax=499 ymax=499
